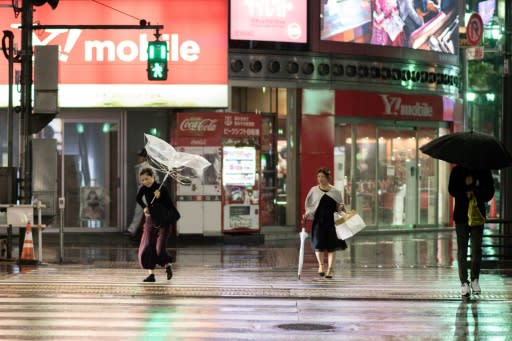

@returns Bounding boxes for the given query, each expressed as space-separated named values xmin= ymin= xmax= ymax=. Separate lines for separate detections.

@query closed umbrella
xmin=419 ymin=131 xmax=512 ymax=170
xmin=297 ymin=222 xmax=308 ymax=280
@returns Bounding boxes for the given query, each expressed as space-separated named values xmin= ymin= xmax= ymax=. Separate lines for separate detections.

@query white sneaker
xmin=471 ymin=279 xmax=481 ymax=295
xmin=461 ymin=282 xmax=471 ymax=297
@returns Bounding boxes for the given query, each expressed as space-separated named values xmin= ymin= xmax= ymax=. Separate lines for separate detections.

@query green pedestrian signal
xmin=147 ymin=41 xmax=168 ymax=81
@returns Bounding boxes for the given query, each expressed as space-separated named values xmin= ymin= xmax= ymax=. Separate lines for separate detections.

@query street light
xmin=484 ymin=16 xmax=504 ymax=48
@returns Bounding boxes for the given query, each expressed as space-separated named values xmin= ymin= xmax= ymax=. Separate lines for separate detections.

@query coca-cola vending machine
xmin=173 ymin=112 xmax=261 ymax=235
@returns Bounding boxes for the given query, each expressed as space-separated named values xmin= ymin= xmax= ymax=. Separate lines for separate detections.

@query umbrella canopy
xmin=419 ymin=131 xmax=512 ymax=170
xmin=144 ymin=134 xmax=211 ymax=184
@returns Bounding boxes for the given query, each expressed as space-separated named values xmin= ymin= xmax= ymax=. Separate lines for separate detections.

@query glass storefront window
xmin=354 ymin=125 xmax=378 ymax=226
xmin=334 ymin=123 xmax=353 ymax=209
xmin=377 ymin=128 xmax=418 ymax=227
xmin=231 ymin=86 xmax=290 ymax=226
xmin=42 ymin=118 xmax=120 ymax=229
xmin=64 ymin=122 xmax=118 ymax=228
xmin=336 ymin=123 xmax=442 ymax=228
xmin=418 ymin=128 xmax=439 ymax=225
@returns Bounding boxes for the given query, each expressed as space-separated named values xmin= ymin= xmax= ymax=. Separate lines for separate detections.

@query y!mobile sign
xmin=0 ymin=0 xmax=228 ymax=108
xmin=230 ymin=0 xmax=307 ymax=43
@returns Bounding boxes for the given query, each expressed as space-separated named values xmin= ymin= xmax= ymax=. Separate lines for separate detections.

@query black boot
xmin=166 ymin=265 xmax=173 ymax=280
xmin=143 ymin=274 xmax=155 ymax=282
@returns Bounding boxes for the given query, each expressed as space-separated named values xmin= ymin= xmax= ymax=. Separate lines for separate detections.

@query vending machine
xmin=173 ymin=112 xmax=261 ymax=235
xmin=222 ymin=145 xmax=260 ymax=232
xmin=175 ymin=146 xmax=222 ymax=235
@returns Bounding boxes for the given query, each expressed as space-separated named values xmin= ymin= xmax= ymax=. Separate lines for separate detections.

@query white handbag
xmin=334 ymin=210 xmax=366 ymax=240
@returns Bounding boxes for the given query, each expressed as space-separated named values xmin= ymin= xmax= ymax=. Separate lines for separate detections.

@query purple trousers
xmin=138 ymin=215 xmax=173 ymax=270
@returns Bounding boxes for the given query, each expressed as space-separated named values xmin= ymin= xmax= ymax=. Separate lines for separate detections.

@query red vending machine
xmin=173 ymin=112 xmax=261 ymax=235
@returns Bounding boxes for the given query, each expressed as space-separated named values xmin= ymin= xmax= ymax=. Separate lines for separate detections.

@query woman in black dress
xmin=303 ymin=168 xmax=346 ymax=278
xmin=136 ymin=168 xmax=179 ymax=282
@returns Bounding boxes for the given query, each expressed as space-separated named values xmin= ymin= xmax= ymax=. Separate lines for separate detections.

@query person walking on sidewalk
xmin=303 ymin=167 xmax=347 ymax=279
xmin=448 ymin=165 xmax=494 ymax=297
xmin=136 ymin=168 xmax=180 ymax=282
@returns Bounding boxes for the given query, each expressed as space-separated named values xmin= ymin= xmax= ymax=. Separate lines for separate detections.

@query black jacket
xmin=136 ymin=183 xmax=180 ymax=227
xmin=448 ymin=165 xmax=494 ymax=224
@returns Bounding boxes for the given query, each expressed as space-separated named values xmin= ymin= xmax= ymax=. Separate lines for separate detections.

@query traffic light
xmin=147 ymin=40 xmax=168 ymax=81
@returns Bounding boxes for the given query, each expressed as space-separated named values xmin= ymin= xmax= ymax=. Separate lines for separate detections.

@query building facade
xmin=1 ymin=0 xmax=506 ymax=234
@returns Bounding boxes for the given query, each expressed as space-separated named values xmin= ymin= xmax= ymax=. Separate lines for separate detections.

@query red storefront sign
xmin=335 ymin=90 xmax=454 ymax=121
xmin=0 ymin=0 xmax=228 ymax=107
xmin=175 ymin=113 xmax=261 ymax=146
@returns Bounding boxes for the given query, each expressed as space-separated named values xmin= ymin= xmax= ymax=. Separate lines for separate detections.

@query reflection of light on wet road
xmin=1 ymin=230 xmax=512 ymax=339
xmin=141 ymin=307 xmax=177 ymax=341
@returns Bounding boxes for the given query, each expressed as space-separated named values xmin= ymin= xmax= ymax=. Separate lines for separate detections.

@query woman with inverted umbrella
xmin=136 ymin=168 xmax=179 ymax=282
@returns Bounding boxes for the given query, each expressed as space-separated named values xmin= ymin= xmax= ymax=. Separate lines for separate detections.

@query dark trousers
xmin=138 ymin=215 xmax=173 ymax=270
xmin=455 ymin=223 xmax=483 ymax=284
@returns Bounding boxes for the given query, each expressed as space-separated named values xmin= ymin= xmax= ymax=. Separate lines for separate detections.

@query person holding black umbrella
xmin=448 ymin=165 xmax=494 ymax=297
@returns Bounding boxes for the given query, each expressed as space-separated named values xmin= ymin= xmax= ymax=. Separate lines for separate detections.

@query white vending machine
xmin=176 ymin=146 xmax=222 ymax=235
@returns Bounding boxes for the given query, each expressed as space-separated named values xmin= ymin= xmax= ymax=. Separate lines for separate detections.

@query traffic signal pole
xmin=19 ymin=13 xmax=164 ymax=262
xmin=18 ymin=18 xmax=163 ymax=200
xmin=20 ymin=0 xmax=34 ymax=204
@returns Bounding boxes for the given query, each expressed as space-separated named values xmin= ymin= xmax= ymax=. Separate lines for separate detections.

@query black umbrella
xmin=419 ymin=131 xmax=512 ymax=170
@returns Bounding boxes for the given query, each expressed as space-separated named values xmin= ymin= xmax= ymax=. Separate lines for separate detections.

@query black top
xmin=448 ymin=165 xmax=494 ymax=224
xmin=310 ymin=193 xmax=347 ymax=251
xmin=136 ymin=182 xmax=180 ymax=227
xmin=136 ymin=182 xmax=172 ymax=210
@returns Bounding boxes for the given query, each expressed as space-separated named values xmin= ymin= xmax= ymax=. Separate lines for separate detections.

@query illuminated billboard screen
xmin=0 ymin=0 xmax=228 ymax=108
xmin=320 ymin=0 xmax=459 ymax=54
xmin=230 ymin=0 xmax=307 ymax=43
xmin=478 ymin=0 xmax=495 ymax=26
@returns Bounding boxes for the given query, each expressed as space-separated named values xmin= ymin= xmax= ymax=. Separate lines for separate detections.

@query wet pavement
xmin=0 ymin=230 xmax=511 ymax=340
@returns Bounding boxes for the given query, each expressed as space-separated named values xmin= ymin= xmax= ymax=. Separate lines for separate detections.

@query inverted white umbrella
xmin=144 ymin=134 xmax=211 ymax=198
xmin=297 ymin=221 xmax=309 ymax=280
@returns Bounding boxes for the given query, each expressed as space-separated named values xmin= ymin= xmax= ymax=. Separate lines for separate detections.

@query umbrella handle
xmin=150 ymin=172 xmax=170 ymax=205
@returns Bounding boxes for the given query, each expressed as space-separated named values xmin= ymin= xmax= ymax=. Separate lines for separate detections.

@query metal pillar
xmin=501 ymin=0 xmax=512 ymax=258
xmin=20 ymin=1 xmax=33 ymax=204
xmin=2 ymin=31 xmax=15 ymax=167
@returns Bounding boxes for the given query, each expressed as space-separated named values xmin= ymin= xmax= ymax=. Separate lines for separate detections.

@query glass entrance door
xmin=43 ymin=113 xmax=122 ymax=230
xmin=335 ymin=123 xmax=440 ymax=228
xmin=64 ymin=120 xmax=120 ymax=228
xmin=377 ymin=128 xmax=418 ymax=227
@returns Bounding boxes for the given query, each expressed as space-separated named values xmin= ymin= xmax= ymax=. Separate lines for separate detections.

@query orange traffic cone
xmin=20 ymin=222 xmax=36 ymax=262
